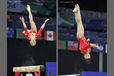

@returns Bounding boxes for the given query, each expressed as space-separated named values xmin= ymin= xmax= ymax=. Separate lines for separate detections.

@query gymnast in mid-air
xmin=73 ymin=4 xmax=101 ymax=64
xmin=20 ymin=4 xmax=50 ymax=46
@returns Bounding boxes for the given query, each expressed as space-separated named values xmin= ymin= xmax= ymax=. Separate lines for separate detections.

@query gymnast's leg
xmin=74 ymin=4 xmax=84 ymax=38
xmin=27 ymin=4 xmax=37 ymax=32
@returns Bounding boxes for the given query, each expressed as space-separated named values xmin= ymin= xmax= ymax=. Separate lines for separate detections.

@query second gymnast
xmin=73 ymin=4 xmax=102 ymax=64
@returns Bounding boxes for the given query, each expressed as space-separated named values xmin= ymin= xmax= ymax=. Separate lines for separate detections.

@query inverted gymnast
xmin=20 ymin=4 xmax=50 ymax=46
xmin=73 ymin=4 xmax=101 ymax=64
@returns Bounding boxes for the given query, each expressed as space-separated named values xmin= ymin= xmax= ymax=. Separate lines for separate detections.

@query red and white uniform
xmin=24 ymin=27 xmax=43 ymax=39
xmin=77 ymin=36 xmax=91 ymax=54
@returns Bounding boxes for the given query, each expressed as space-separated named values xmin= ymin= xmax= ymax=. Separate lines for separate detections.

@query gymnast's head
xmin=29 ymin=33 xmax=36 ymax=46
xmin=30 ymin=39 xmax=36 ymax=46
xmin=84 ymin=49 xmax=91 ymax=64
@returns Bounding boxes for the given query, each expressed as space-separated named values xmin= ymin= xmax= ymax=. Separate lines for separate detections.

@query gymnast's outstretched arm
xmin=90 ymin=43 xmax=101 ymax=50
xmin=41 ymin=18 xmax=50 ymax=29
xmin=37 ymin=18 xmax=50 ymax=35
xmin=20 ymin=17 xmax=29 ymax=34
xmin=20 ymin=17 xmax=27 ymax=28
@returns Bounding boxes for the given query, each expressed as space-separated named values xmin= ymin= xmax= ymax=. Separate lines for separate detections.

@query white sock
xmin=73 ymin=8 xmax=77 ymax=13
xmin=27 ymin=5 xmax=30 ymax=12
xmin=47 ymin=18 xmax=49 ymax=21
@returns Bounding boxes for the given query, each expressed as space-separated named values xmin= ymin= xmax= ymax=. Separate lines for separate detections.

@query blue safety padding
xmin=46 ymin=62 xmax=56 ymax=76
xmin=82 ymin=71 xmax=107 ymax=76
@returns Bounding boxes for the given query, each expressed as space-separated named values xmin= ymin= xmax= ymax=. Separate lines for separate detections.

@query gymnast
xmin=20 ymin=4 xmax=50 ymax=46
xmin=73 ymin=4 xmax=101 ymax=64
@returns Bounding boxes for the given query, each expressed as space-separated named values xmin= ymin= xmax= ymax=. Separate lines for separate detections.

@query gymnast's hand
xmin=19 ymin=17 xmax=24 ymax=21
xmin=96 ymin=45 xmax=102 ymax=50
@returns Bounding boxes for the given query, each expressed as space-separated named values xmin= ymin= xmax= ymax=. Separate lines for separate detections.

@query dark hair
xmin=85 ymin=58 xmax=91 ymax=64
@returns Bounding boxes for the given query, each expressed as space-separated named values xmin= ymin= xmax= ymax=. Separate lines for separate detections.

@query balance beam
xmin=13 ymin=65 xmax=44 ymax=72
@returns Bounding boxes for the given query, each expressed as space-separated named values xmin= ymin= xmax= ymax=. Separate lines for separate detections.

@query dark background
xmin=58 ymin=50 xmax=107 ymax=74
xmin=59 ymin=0 xmax=107 ymax=12
xmin=7 ymin=39 xmax=56 ymax=76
